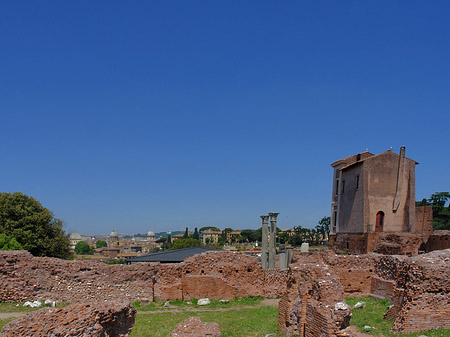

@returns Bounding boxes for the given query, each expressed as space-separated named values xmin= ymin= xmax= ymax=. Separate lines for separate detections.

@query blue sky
xmin=1 ymin=1 xmax=449 ymax=235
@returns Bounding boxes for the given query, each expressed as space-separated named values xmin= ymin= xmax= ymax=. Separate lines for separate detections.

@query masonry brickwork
xmin=278 ymin=249 xmax=450 ymax=335
xmin=1 ymin=301 xmax=135 ymax=337
xmin=278 ymin=260 xmax=352 ymax=336
xmin=0 ymin=250 xmax=288 ymax=304
xmin=1 ymin=248 xmax=449 ymax=335
xmin=375 ymin=249 xmax=450 ymax=333
xmin=421 ymin=230 xmax=450 ymax=252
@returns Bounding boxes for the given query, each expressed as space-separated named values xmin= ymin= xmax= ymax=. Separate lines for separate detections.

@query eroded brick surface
xmin=278 ymin=261 xmax=352 ymax=336
xmin=0 ymin=250 xmax=288 ymax=303
xmin=380 ymin=249 xmax=450 ymax=333
xmin=0 ymin=251 xmax=158 ymax=303
xmin=1 ymin=301 xmax=135 ymax=337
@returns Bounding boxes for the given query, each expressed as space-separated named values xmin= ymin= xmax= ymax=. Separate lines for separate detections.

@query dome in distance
xmin=70 ymin=232 xmax=82 ymax=240
xmin=110 ymin=229 xmax=118 ymax=237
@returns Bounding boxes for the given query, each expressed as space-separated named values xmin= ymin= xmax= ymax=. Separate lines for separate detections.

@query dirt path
xmin=0 ymin=300 xmax=281 ymax=319
xmin=0 ymin=312 xmax=27 ymax=320
xmin=137 ymin=299 xmax=280 ymax=314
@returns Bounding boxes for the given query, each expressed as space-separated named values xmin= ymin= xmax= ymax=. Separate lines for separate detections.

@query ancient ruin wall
xmin=422 ymin=230 xmax=450 ymax=252
xmin=0 ymin=251 xmax=159 ymax=303
xmin=0 ymin=250 xmax=288 ymax=304
xmin=278 ymin=262 xmax=352 ymax=336
xmin=373 ymin=250 xmax=450 ymax=334
xmin=1 ymin=301 xmax=136 ymax=337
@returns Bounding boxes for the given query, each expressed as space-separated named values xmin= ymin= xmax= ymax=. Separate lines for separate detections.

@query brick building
xmin=329 ymin=147 xmax=433 ymax=254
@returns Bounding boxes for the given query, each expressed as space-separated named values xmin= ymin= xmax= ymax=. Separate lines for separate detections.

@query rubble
xmin=170 ymin=317 xmax=220 ymax=337
xmin=1 ymin=301 xmax=136 ymax=337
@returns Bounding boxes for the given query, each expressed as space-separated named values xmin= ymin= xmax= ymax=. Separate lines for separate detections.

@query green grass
xmin=0 ymin=302 xmax=69 ymax=313
xmin=0 ymin=318 xmax=15 ymax=330
xmin=131 ymin=306 xmax=284 ymax=337
xmin=346 ymin=297 xmax=450 ymax=337
xmin=0 ymin=302 xmax=41 ymax=313
xmin=133 ymin=296 xmax=264 ymax=311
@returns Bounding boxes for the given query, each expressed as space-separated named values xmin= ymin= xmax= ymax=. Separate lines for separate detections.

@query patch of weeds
xmin=0 ymin=318 xmax=15 ymax=330
xmin=131 ymin=306 xmax=283 ymax=337
xmin=346 ymin=296 xmax=450 ymax=337
xmin=133 ymin=296 xmax=264 ymax=311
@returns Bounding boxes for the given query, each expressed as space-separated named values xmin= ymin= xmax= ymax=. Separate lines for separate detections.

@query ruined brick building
xmin=328 ymin=147 xmax=435 ymax=254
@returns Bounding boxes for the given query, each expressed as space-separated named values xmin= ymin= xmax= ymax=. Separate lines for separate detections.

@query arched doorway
xmin=375 ymin=211 xmax=384 ymax=232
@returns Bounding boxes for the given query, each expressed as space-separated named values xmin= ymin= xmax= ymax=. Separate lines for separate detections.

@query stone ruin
xmin=0 ymin=250 xmax=288 ymax=304
xmin=278 ymin=248 xmax=450 ymax=336
xmin=1 ymin=248 xmax=449 ymax=335
xmin=375 ymin=250 xmax=450 ymax=333
xmin=278 ymin=261 xmax=352 ymax=336
xmin=1 ymin=301 xmax=136 ymax=337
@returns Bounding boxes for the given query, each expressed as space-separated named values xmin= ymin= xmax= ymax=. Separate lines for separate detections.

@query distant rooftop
xmin=125 ymin=246 xmax=221 ymax=264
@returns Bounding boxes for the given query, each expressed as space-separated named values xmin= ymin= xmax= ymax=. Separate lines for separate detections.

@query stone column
xmin=268 ymin=212 xmax=279 ymax=269
xmin=260 ymin=215 xmax=269 ymax=269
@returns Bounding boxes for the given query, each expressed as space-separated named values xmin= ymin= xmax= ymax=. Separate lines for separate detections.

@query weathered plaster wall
xmin=364 ymin=151 xmax=416 ymax=233
xmin=338 ymin=164 xmax=364 ymax=233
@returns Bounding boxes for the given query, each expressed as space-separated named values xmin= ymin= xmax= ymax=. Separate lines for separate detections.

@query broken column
xmin=261 ymin=215 xmax=269 ymax=269
xmin=268 ymin=212 xmax=279 ymax=269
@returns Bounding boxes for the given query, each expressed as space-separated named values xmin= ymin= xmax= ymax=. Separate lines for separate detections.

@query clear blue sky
xmin=1 ymin=1 xmax=449 ymax=235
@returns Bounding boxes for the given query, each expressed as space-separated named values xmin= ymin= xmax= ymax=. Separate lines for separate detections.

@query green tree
xmin=0 ymin=192 xmax=71 ymax=258
xmin=429 ymin=192 xmax=450 ymax=207
xmin=96 ymin=240 xmax=107 ymax=248
xmin=0 ymin=233 xmax=23 ymax=250
xmin=222 ymin=227 xmax=233 ymax=243
xmin=156 ymin=237 xmax=167 ymax=244
xmin=171 ymin=238 xmax=202 ymax=249
xmin=278 ymin=231 xmax=290 ymax=244
xmin=163 ymin=235 xmax=172 ymax=249
xmin=183 ymin=227 xmax=189 ymax=238
xmin=75 ymin=241 xmax=92 ymax=255
xmin=240 ymin=229 xmax=257 ymax=242
xmin=419 ymin=192 xmax=450 ymax=230
xmin=192 ymin=227 xmax=200 ymax=240
xmin=199 ymin=226 xmax=220 ymax=233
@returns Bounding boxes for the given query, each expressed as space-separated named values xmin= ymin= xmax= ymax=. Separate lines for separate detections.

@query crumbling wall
xmin=422 ymin=230 xmax=450 ymax=252
xmin=0 ymin=251 xmax=158 ymax=303
xmin=331 ymin=232 xmax=425 ymax=255
xmin=373 ymin=250 xmax=450 ymax=333
xmin=278 ymin=263 xmax=352 ymax=336
xmin=0 ymin=250 xmax=288 ymax=303
xmin=373 ymin=233 xmax=424 ymax=255
xmin=158 ymin=251 xmax=288 ymax=300
xmin=415 ymin=206 xmax=433 ymax=237
xmin=1 ymin=301 xmax=136 ymax=337
xmin=322 ymin=253 xmax=377 ymax=296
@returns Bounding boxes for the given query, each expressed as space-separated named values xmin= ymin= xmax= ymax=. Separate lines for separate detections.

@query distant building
xmin=201 ymin=230 xmax=222 ymax=244
xmin=69 ymin=232 xmax=82 ymax=251
xmin=109 ymin=229 xmax=119 ymax=246
xmin=226 ymin=231 xmax=241 ymax=243
xmin=146 ymin=229 xmax=157 ymax=248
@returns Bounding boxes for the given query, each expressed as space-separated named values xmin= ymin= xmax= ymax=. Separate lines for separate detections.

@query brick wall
xmin=181 ymin=275 xmax=244 ymax=300
xmin=415 ymin=206 xmax=433 ymax=236
xmin=277 ymin=262 xmax=352 ymax=336
xmin=373 ymin=250 xmax=450 ymax=334
xmin=422 ymin=230 xmax=450 ymax=252
xmin=0 ymin=250 xmax=288 ymax=304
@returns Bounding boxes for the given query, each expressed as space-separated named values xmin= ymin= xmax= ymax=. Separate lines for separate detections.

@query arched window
xmin=375 ymin=211 xmax=385 ymax=232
